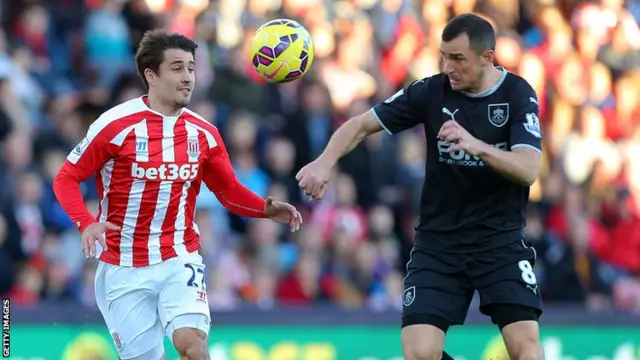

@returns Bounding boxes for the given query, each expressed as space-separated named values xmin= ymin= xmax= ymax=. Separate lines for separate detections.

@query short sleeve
xmin=371 ymin=78 xmax=429 ymax=135
xmin=510 ymin=82 xmax=542 ymax=153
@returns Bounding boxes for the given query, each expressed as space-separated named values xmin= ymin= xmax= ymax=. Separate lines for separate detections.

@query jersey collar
xmin=462 ymin=66 xmax=508 ymax=98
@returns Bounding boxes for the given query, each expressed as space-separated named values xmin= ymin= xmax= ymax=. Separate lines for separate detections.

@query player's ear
xmin=481 ymin=49 xmax=495 ymax=65
xmin=144 ymin=68 xmax=158 ymax=87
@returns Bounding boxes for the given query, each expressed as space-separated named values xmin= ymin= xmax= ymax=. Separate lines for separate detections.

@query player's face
xmin=155 ymin=49 xmax=196 ymax=108
xmin=440 ymin=34 xmax=492 ymax=92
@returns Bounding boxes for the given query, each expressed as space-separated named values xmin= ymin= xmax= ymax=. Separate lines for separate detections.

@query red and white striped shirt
xmin=53 ymin=96 xmax=268 ymax=267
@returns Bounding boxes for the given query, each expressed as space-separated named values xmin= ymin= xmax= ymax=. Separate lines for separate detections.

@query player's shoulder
xmin=393 ymin=74 xmax=446 ymax=104
xmin=503 ymin=72 xmax=537 ymax=98
xmin=91 ymin=98 xmax=148 ymax=131
xmin=182 ymin=108 xmax=217 ymax=132
xmin=84 ymin=97 xmax=149 ymax=141
xmin=182 ymin=108 xmax=220 ymax=148
xmin=409 ymin=73 xmax=447 ymax=91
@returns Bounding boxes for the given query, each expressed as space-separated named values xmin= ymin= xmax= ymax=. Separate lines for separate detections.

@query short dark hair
xmin=441 ymin=13 xmax=496 ymax=54
xmin=135 ymin=30 xmax=198 ymax=90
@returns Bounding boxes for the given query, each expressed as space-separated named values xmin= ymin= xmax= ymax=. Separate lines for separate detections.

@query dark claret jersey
xmin=372 ymin=69 xmax=542 ymax=252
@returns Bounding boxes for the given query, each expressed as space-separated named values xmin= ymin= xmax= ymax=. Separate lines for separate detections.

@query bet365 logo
xmin=131 ymin=163 xmax=199 ymax=181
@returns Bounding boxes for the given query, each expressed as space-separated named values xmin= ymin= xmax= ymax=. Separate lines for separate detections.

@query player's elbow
xmin=512 ymin=149 xmax=541 ymax=187
xmin=52 ymin=166 xmax=78 ymax=198
xmin=354 ymin=110 xmax=384 ymax=137
xmin=518 ymin=164 xmax=541 ymax=187
xmin=521 ymin=173 xmax=538 ymax=187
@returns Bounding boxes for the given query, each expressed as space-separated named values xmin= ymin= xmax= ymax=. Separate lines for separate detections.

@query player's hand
xmin=295 ymin=158 xmax=332 ymax=200
xmin=265 ymin=196 xmax=303 ymax=232
xmin=438 ymin=120 xmax=484 ymax=156
xmin=81 ymin=222 xmax=120 ymax=259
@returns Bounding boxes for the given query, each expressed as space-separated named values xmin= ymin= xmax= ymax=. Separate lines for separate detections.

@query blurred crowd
xmin=0 ymin=0 xmax=639 ymax=314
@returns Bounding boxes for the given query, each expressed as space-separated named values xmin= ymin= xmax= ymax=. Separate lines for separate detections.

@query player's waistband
xmin=414 ymin=228 xmax=524 ymax=253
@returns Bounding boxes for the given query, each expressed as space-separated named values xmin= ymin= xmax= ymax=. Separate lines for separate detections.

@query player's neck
xmin=472 ymin=66 xmax=504 ymax=94
xmin=145 ymin=95 xmax=183 ymax=117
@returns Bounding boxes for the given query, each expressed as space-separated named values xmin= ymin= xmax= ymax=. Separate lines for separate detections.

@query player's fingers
xmin=88 ymin=236 xmax=97 ymax=258
xmin=298 ymin=175 xmax=308 ymax=189
xmin=286 ymin=206 xmax=295 ymax=230
xmin=289 ymin=216 xmax=296 ymax=232
xmin=104 ymin=221 xmax=121 ymax=231
xmin=297 ymin=212 xmax=303 ymax=230
xmin=304 ymin=180 xmax=315 ymax=197
xmin=439 ymin=126 xmax=452 ymax=137
xmin=444 ymin=134 xmax=461 ymax=143
xmin=447 ymin=143 xmax=463 ymax=152
xmin=439 ymin=120 xmax=456 ymax=131
xmin=310 ymin=183 xmax=327 ymax=201
xmin=319 ymin=183 xmax=328 ymax=198
xmin=439 ymin=129 xmax=455 ymax=141
xmin=291 ymin=210 xmax=302 ymax=231
xmin=82 ymin=238 xmax=90 ymax=258
xmin=98 ymin=234 xmax=108 ymax=251
xmin=310 ymin=181 xmax=321 ymax=199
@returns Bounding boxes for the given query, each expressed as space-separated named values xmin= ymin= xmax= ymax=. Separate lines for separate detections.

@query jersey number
xmin=518 ymin=260 xmax=537 ymax=285
xmin=185 ymin=264 xmax=206 ymax=289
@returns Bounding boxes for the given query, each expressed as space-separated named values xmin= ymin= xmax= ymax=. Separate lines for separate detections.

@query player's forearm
xmin=319 ymin=115 xmax=371 ymax=165
xmin=214 ymin=182 xmax=269 ymax=218
xmin=477 ymin=144 xmax=539 ymax=186
xmin=53 ymin=166 xmax=97 ymax=232
xmin=204 ymin=150 xmax=269 ymax=218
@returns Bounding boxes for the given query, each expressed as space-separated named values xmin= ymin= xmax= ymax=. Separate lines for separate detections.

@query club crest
xmin=403 ymin=286 xmax=416 ymax=307
xmin=488 ymin=103 xmax=509 ymax=127
xmin=187 ymin=136 xmax=200 ymax=160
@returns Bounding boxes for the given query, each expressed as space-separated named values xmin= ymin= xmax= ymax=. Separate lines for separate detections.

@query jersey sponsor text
xmin=131 ymin=162 xmax=199 ymax=181
xmin=437 ymin=140 xmax=508 ymax=167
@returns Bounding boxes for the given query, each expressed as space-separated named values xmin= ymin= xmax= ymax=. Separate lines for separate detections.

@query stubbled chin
xmin=175 ymin=98 xmax=190 ymax=108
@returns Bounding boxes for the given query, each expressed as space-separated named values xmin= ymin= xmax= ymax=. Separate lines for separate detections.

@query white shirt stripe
xmin=162 ymin=117 xmax=178 ymax=162
xmin=185 ymin=120 xmax=217 ymax=149
xmin=147 ymin=181 xmax=172 ymax=263
xmin=95 ymin=159 xmax=114 ymax=258
xmin=98 ymin=159 xmax=115 ymax=224
xmin=172 ymin=181 xmax=191 ymax=256
xmin=120 ymin=179 xmax=146 ymax=267
xmin=134 ymin=120 xmax=149 ymax=162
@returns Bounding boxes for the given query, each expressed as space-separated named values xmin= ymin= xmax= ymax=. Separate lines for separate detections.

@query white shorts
xmin=95 ymin=251 xmax=211 ymax=359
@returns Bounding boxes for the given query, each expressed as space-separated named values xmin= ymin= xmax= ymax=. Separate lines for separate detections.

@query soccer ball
xmin=249 ymin=19 xmax=314 ymax=83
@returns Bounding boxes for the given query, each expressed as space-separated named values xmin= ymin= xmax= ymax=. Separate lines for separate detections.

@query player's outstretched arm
xmin=295 ymin=111 xmax=382 ymax=200
xmin=202 ymin=129 xmax=302 ymax=231
xmin=297 ymin=79 xmax=427 ymax=200
xmin=318 ymin=111 xmax=383 ymax=166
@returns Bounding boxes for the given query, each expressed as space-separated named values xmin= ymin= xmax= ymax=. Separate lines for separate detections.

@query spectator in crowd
xmin=0 ymin=0 xmax=639 ymax=313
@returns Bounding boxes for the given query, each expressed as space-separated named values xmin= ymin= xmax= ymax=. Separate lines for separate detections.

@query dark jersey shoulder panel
xmin=371 ymin=77 xmax=435 ymax=134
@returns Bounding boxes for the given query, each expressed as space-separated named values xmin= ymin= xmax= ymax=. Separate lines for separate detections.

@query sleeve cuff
xmin=77 ymin=218 xmax=98 ymax=233
xmin=370 ymin=108 xmax=393 ymax=135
